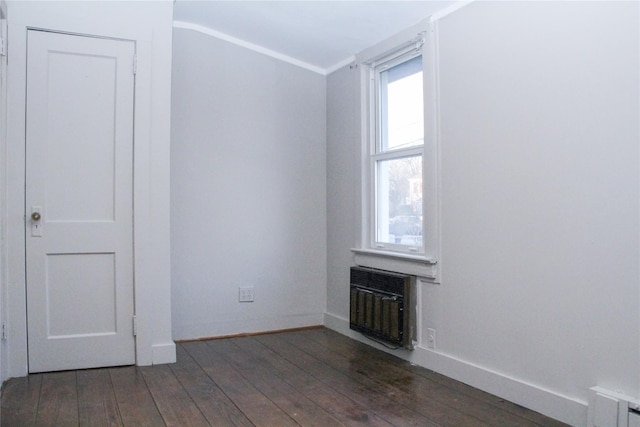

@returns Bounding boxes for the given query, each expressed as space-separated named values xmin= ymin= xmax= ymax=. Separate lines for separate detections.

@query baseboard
xmin=175 ymin=324 xmax=324 ymax=343
xmin=151 ymin=342 xmax=176 ymax=365
xmin=172 ymin=313 xmax=325 ymax=341
xmin=323 ymin=312 xmax=587 ymax=427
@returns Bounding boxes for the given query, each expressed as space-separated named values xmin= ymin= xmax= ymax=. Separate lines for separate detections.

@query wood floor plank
xmin=251 ymin=334 xmax=436 ymax=427
xmin=76 ymin=369 xmax=123 ymax=427
xmin=233 ymin=336 xmax=401 ymax=427
xmin=1 ymin=374 xmax=42 ymax=426
xmin=109 ymin=366 xmax=165 ymax=427
xmin=0 ymin=328 xmax=569 ymax=427
xmin=300 ymin=328 xmax=569 ymax=427
xmin=182 ymin=340 xmax=298 ymax=427
xmin=207 ymin=337 xmax=344 ymax=427
xmin=290 ymin=329 xmax=537 ymax=427
xmin=170 ymin=344 xmax=254 ymax=427
xmin=140 ymin=364 xmax=210 ymax=427
xmin=265 ymin=331 xmax=496 ymax=427
xmin=35 ymin=371 xmax=78 ymax=427
xmin=286 ymin=329 xmax=532 ymax=427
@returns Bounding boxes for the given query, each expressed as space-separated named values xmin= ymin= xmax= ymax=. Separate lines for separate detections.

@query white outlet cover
xmin=427 ymin=328 xmax=436 ymax=349
xmin=239 ymin=287 xmax=254 ymax=302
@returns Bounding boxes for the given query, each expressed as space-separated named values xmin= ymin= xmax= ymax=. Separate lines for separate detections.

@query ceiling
xmin=173 ymin=1 xmax=458 ymax=73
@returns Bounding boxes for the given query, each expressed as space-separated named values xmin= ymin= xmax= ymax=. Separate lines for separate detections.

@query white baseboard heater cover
xmin=349 ymin=266 xmax=416 ymax=349
xmin=588 ymin=386 xmax=640 ymax=427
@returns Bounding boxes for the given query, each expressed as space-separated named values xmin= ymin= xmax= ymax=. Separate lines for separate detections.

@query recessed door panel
xmin=45 ymin=52 xmax=117 ymax=222
xmin=46 ymin=253 xmax=116 ymax=338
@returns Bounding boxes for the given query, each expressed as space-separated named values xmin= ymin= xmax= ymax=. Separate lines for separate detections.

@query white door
xmin=25 ymin=30 xmax=136 ymax=373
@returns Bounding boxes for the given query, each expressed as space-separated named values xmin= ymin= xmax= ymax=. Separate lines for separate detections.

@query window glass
xmin=373 ymin=53 xmax=424 ymax=251
xmin=376 ymin=155 xmax=423 ymax=247
xmin=379 ymin=55 xmax=423 ymax=152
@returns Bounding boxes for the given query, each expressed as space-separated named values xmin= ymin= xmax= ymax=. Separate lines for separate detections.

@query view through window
xmin=374 ymin=54 xmax=424 ymax=250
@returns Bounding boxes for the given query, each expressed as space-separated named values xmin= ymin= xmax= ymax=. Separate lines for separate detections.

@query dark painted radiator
xmin=349 ymin=266 xmax=415 ymax=349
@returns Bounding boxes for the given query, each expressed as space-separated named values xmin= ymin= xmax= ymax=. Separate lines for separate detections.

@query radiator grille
xmin=349 ymin=266 xmax=415 ymax=349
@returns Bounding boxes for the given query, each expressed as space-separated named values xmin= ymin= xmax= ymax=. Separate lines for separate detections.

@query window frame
xmin=354 ymin=23 xmax=440 ymax=282
xmin=371 ymin=50 xmax=425 ymax=254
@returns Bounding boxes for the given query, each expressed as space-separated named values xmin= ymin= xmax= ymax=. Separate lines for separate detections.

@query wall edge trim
xmin=172 ymin=21 xmax=327 ymax=75
xmin=429 ymin=0 xmax=476 ymax=22
xmin=151 ymin=342 xmax=176 ymax=366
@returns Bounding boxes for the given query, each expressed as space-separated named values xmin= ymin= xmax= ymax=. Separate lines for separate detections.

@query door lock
xmin=31 ymin=206 xmax=42 ymax=237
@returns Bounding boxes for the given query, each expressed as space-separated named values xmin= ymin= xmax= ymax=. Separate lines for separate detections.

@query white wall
xmin=435 ymin=0 xmax=639 ymax=409
xmin=326 ymin=64 xmax=359 ymax=331
xmin=3 ymin=0 xmax=175 ymax=378
xmin=325 ymin=1 xmax=639 ymax=426
xmin=171 ymin=28 xmax=327 ymax=340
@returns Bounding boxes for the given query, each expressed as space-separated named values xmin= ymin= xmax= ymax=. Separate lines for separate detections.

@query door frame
xmin=4 ymin=1 xmax=175 ymax=378
xmin=0 ymin=0 xmax=7 ymax=383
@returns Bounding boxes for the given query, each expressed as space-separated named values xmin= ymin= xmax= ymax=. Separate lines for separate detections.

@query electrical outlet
xmin=238 ymin=287 xmax=254 ymax=302
xmin=427 ymin=328 xmax=436 ymax=349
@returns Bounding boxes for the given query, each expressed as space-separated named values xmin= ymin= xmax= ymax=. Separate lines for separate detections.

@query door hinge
xmin=132 ymin=315 xmax=137 ymax=336
xmin=2 ymin=321 xmax=7 ymax=340
xmin=0 ymin=36 xmax=6 ymax=56
xmin=132 ymin=54 xmax=137 ymax=75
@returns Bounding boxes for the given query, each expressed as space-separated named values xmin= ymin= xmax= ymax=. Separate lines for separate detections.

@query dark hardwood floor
xmin=1 ymin=328 xmax=569 ymax=426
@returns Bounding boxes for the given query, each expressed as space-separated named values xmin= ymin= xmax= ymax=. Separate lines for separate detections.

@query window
xmin=373 ymin=54 xmax=424 ymax=252
xmin=355 ymin=29 xmax=439 ymax=281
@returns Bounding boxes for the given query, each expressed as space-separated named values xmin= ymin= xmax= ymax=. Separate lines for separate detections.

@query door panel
xmin=45 ymin=50 xmax=118 ymax=222
xmin=26 ymin=30 xmax=135 ymax=373
xmin=46 ymin=253 xmax=116 ymax=337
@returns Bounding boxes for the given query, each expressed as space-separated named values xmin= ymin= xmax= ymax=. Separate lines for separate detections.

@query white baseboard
xmin=173 ymin=313 xmax=325 ymax=342
xmin=323 ymin=312 xmax=587 ymax=427
xmin=151 ymin=342 xmax=176 ymax=365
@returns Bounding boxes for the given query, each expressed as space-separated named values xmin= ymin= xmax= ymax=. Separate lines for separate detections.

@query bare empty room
xmin=0 ymin=1 xmax=638 ymax=426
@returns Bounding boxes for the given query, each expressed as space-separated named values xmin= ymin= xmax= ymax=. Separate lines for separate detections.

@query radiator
xmin=349 ymin=266 xmax=416 ymax=349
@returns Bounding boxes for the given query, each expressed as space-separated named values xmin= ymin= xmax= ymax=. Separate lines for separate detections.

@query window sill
xmin=351 ymin=248 xmax=438 ymax=282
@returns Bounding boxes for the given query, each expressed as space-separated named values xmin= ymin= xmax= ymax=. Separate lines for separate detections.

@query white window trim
xmin=352 ymin=248 xmax=437 ymax=280
xmin=352 ymin=20 xmax=441 ymax=283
